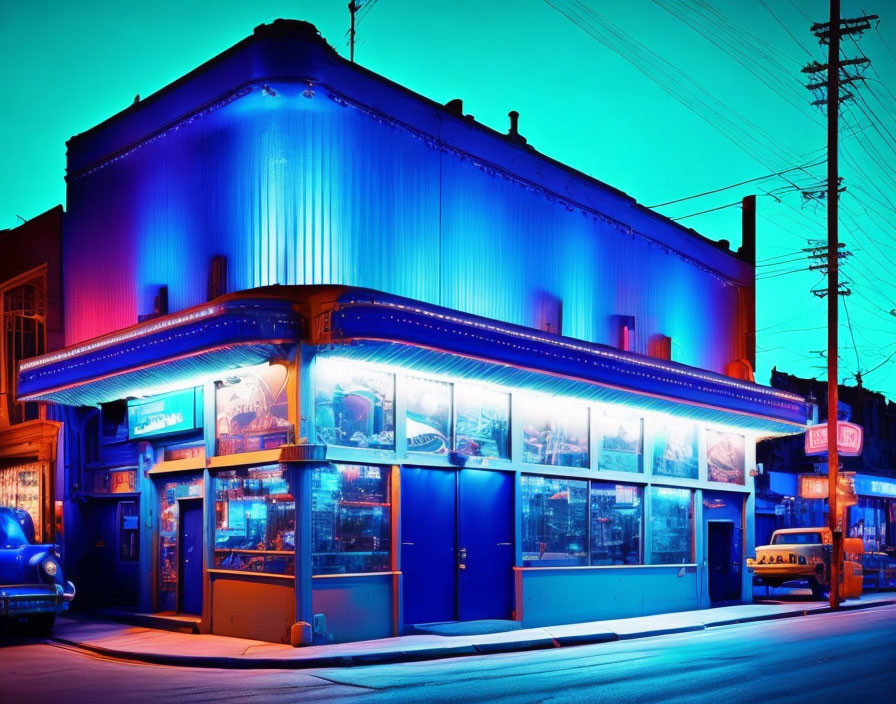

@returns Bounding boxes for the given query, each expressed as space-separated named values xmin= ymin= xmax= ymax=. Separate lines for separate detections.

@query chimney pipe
xmin=507 ymin=111 xmax=527 ymax=144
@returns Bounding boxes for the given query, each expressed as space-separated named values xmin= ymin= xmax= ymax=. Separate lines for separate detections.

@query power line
xmin=647 ymin=159 xmax=824 ymax=208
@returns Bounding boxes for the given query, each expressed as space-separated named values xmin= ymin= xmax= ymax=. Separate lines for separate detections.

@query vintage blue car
xmin=0 ymin=506 xmax=75 ymax=632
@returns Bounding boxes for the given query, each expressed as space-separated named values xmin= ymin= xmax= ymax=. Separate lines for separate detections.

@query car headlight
xmin=43 ymin=559 xmax=59 ymax=577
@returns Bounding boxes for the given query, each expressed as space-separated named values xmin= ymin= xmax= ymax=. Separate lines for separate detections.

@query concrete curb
xmin=49 ymin=598 xmax=896 ymax=670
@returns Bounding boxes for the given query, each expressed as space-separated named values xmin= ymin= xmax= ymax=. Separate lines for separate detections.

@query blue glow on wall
xmin=64 ymin=80 xmax=741 ymax=374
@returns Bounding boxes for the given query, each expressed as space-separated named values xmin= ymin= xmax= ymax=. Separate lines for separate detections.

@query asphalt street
xmin=3 ymin=605 xmax=894 ymax=704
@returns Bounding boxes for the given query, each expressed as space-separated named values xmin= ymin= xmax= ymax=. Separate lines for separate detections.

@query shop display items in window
xmin=215 ymin=364 xmax=294 ymax=455
xmin=0 ymin=463 xmax=44 ymax=542
xmin=598 ymin=412 xmax=643 ymax=473
xmin=312 ymin=464 xmax=391 ymax=574
xmin=521 ymin=399 xmax=588 ymax=468
xmin=521 ymin=475 xmax=588 ymax=566
xmin=705 ymin=429 xmax=745 ymax=485
xmin=406 ymin=377 xmax=452 ymax=454
xmin=314 ymin=359 xmax=395 ymax=450
xmin=650 ymin=487 xmax=693 ymax=564
xmin=590 ymin=483 xmax=643 ymax=565
xmin=454 ymin=385 xmax=510 ymax=460
xmin=652 ymin=421 xmax=698 ymax=479
xmin=214 ymin=466 xmax=295 ymax=575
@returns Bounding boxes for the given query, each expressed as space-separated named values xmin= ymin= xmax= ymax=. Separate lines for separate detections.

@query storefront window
xmin=215 ymin=364 xmax=293 ymax=455
xmin=454 ymin=385 xmax=510 ymax=459
xmin=312 ymin=464 xmax=391 ymax=574
xmin=849 ymin=497 xmax=894 ymax=553
xmin=590 ymin=483 xmax=643 ymax=565
xmin=314 ymin=358 xmax=395 ymax=450
xmin=650 ymin=487 xmax=693 ymax=564
xmin=213 ymin=466 xmax=295 ymax=575
xmin=652 ymin=421 xmax=698 ymax=479
xmin=705 ymin=430 xmax=745 ymax=485
xmin=0 ymin=463 xmax=43 ymax=541
xmin=406 ymin=377 xmax=452 ymax=454
xmin=158 ymin=476 xmax=203 ymax=611
xmin=521 ymin=475 xmax=588 ymax=566
xmin=520 ymin=397 xmax=589 ymax=468
xmin=598 ymin=412 xmax=643 ymax=473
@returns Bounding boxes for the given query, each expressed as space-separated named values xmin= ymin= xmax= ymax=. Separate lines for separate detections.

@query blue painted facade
xmin=17 ymin=21 xmax=812 ymax=644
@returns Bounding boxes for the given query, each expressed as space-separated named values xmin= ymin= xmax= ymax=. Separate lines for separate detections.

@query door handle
xmin=402 ymin=542 xmax=414 ymax=546
xmin=497 ymin=542 xmax=512 ymax=546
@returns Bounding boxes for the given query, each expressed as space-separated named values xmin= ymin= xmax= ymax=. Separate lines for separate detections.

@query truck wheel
xmin=808 ymin=577 xmax=828 ymax=600
xmin=27 ymin=613 xmax=56 ymax=635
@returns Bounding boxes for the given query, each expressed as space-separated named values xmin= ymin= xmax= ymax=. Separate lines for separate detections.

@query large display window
xmin=314 ymin=358 xmax=395 ymax=450
xmin=213 ymin=465 xmax=295 ymax=575
xmin=598 ymin=412 xmax=643 ymax=473
xmin=590 ymin=483 xmax=643 ymax=565
xmin=215 ymin=364 xmax=293 ymax=455
xmin=652 ymin=421 xmax=699 ymax=479
xmin=650 ymin=487 xmax=694 ymax=564
xmin=405 ymin=377 xmax=452 ymax=454
xmin=0 ymin=463 xmax=44 ymax=541
xmin=521 ymin=475 xmax=588 ymax=566
xmin=312 ymin=464 xmax=391 ymax=574
xmin=454 ymin=385 xmax=510 ymax=460
xmin=520 ymin=397 xmax=589 ymax=468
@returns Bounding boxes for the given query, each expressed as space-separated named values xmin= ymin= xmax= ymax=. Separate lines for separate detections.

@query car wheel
xmin=27 ymin=613 xmax=56 ymax=635
xmin=808 ymin=577 xmax=827 ymax=600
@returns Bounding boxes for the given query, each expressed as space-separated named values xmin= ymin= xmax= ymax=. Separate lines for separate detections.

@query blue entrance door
xmin=457 ymin=468 xmax=514 ymax=621
xmin=401 ymin=468 xmax=514 ymax=625
xmin=178 ymin=500 xmax=203 ymax=615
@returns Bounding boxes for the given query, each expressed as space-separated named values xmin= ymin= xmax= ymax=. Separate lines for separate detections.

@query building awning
xmin=18 ymin=295 xmax=300 ymax=406
xmin=18 ymin=285 xmax=809 ymax=435
xmin=310 ymin=288 xmax=809 ymax=434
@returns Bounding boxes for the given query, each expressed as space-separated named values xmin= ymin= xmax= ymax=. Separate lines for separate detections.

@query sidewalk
xmin=50 ymin=594 xmax=896 ymax=670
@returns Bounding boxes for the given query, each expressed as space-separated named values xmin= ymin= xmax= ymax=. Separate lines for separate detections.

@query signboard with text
xmin=804 ymin=421 xmax=863 ymax=457
xmin=798 ymin=472 xmax=857 ymax=506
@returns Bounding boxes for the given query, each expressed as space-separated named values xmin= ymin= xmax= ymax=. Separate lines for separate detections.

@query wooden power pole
xmin=803 ymin=1 xmax=878 ymax=609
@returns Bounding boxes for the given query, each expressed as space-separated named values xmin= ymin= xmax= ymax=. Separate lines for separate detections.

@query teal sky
xmin=2 ymin=1 xmax=894 ymax=402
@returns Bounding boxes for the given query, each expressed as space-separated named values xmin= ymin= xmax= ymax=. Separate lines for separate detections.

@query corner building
xmin=18 ymin=21 xmax=809 ymax=644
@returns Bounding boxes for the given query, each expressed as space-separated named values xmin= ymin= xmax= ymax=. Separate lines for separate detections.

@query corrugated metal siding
xmin=64 ymin=85 xmax=742 ymax=373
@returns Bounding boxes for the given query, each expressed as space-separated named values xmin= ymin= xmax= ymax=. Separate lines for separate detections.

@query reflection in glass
xmin=213 ymin=466 xmax=295 ymax=575
xmin=215 ymin=364 xmax=293 ymax=455
xmin=158 ymin=475 xmax=204 ymax=610
xmin=650 ymin=487 xmax=693 ymax=564
xmin=590 ymin=483 xmax=643 ymax=565
xmin=312 ymin=464 xmax=391 ymax=574
xmin=314 ymin=358 xmax=395 ymax=450
xmin=521 ymin=475 xmax=588 ymax=566
xmin=705 ymin=430 xmax=745 ymax=485
xmin=406 ymin=377 xmax=452 ymax=454
xmin=454 ymin=385 xmax=510 ymax=459
xmin=652 ymin=421 xmax=698 ymax=479
xmin=521 ymin=398 xmax=589 ymax=468
xmin=599 ymin=412 xmax=643 ymax=473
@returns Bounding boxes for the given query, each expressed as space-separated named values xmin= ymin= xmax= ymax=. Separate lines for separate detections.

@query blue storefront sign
xmin=127 ymin=388 xmax=200 ymax=440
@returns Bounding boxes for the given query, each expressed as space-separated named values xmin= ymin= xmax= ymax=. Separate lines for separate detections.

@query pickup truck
xmin=748 ymin=527 xmax=863 ymax=599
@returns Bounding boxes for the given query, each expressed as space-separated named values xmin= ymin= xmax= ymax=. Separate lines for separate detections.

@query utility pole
xmin=803 ymin=1 xmax=878 ymax=610
xmin=349 ymin=1 xmax=358 ymax=62
xmin=825 ymin=0 xmax=842 ymax=612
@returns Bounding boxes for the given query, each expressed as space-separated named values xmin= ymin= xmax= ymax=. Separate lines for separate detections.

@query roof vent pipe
xmin=507 ymin=111 xmax=527 ymax=144
xmin=445 ymin=98 xmax=463 ymax=115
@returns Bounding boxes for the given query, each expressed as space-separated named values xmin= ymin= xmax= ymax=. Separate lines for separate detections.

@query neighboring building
xmin=756 ymin=370 xmax=896 ymax=553
xmin=17 ymin=21 xmax=808 ymax=644
xmin=0 ymin=206 xmax=64 ymax=544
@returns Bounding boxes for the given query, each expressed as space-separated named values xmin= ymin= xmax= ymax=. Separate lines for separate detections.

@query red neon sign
xmin=804 ymin=421 xmax=863 ymax=457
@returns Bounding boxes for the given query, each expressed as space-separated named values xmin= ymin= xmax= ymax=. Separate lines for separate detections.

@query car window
xmin=0 ymin=508 xmax=31 ymax=548
xmin=772 ymin=532 xmax=822 ymax=545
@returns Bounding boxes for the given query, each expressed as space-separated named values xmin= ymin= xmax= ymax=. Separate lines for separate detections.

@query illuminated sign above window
xmin=128 ymin=388 xmax=200 ymax=440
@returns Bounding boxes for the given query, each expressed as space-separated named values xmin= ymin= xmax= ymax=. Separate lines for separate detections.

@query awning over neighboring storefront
xmin=18 ymin=295 xmax=300 ymax=406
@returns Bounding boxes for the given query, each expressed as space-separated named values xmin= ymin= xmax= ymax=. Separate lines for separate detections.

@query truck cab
xmin=749 ymin=527 xmax=863 ymax=600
